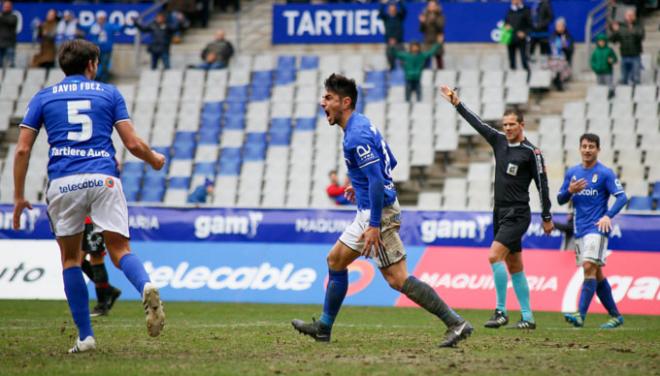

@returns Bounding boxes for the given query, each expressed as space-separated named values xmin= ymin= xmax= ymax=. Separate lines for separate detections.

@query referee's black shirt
xmin=456 ymin=103 xmax=552 ymax=222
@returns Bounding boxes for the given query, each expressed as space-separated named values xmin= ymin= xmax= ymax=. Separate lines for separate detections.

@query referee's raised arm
xmin=439 ymin=85 xmax=501 ymax=147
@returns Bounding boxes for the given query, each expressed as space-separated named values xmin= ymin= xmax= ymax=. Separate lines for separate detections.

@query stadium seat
xmin=627 ymin=196 xmax=653 ymax=211
xmin=651 ymin=182 xmax=660 ymax=201
xmin=194 ymin=162 xmax=216 ymax=176
xmin=140 ymin=187 xmax=165 ymax=203
xmin=388 ymin=69 xmax=405 ymax=86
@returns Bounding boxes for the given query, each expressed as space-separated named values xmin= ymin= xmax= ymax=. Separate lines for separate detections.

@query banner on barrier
xmin=272 ymin=1 xmax=598 ymax=44
xmin=12 ymin=3 xmax=150 ymax=44
xmin=397 ymin=247 xmax=660 ymax=316
xmin=2 ymin=204 xmax=659 ymax=251
xmin=0 ymin=240 xmax=65 ymax=299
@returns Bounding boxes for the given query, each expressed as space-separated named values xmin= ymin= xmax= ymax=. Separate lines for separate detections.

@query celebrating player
xmin=440 ymin=86 xmax=553 ymax=330
xmin=291 ymin=74 xmax=473 ymax=348
xmin=81 ymin=216 xmax=122 ymax=317
xmin=13 ymin=39 xmax=166 ymax=353
xmin=557 ymin=134 xmax=627 ymax=329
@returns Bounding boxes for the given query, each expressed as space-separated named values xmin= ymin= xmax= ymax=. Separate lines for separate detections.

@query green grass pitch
xmin=1 ymin=300 xmax=658 ymax=375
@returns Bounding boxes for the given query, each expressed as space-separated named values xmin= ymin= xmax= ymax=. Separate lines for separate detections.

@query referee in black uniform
xmin=440 ymin=86 xmax=554 ymax=329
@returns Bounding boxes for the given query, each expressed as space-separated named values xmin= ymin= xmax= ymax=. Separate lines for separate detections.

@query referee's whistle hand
xmin=439 ymin=85 xmax=459 ymax=106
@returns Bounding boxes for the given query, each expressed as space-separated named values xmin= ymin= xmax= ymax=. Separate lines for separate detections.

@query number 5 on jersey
xmin=67 ymin=100 xmax=93 ymax=142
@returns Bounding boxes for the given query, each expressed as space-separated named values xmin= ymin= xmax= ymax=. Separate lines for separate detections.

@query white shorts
xmin=575 ymin=233 xmax=609 ymax=266
xmin=339 ymin=200 xmax=405 ymax=269
xmin=46 ymin=173 xmax=129 ymax=238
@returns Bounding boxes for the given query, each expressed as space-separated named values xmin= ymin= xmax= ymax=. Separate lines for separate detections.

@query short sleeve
xmin=351 ymin=134 xmax=380 ymax=169
xmin=605 ymin=169 xmax=625 ymax=196
xmin=112 ymin=87 xmax=130 ymax=125
xmin=20 ymin=93 xmax=44 ymax=132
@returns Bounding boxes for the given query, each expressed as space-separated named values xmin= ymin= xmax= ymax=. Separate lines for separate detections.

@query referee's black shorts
xmin=493 ymin=205 xmax=531 ymax=253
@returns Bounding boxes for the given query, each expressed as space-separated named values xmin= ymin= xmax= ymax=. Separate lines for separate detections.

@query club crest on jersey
xmin=592 ymin=174 xmax=598 ymax=183
xmin=506 ymin=163 xmax=518 ymax=176
xmin=105 ymin=177 xmax=115 ymax=188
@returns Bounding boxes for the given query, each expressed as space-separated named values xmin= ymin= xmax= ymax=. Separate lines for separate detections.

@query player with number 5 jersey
xmin=13 ymin=40 xmax=166 ymax=354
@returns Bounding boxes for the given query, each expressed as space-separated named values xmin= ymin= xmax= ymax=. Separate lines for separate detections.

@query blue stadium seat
xmin=364 ymin=87 xmax=387 ymax=102
xmin=275 ymin=69 xmax=296 ymax=85
xmin=223 ymin=114 xmax=245 ymax=130
xmin=143 ymin=174 xmax=166 ymax=188
xmin=194 ymin=162 xmax=216 ymax=176
xmin=243 ymin=144 xmax=266 ymax=161
xmin=652 ymin=182 xmax=660 ymax=201
xmin=152 ymin=146 xmax=171 ymax=159
xmin=271 ymin=117 xmax=292 ymax=130
xmin=172 ymin=132 xmax=197 ymax=159
xmin=226 ymin=86 xmax=249 ymax=102
xmin=202 ymin=101 xmax=224 ymax=117
xmin=218 ymin=159 xmax=242 ymax=175
xmin=225 ymin=101 xmax=247 ymax=114
xmin=140 ymin=187 xmax=165 ymax=202
xmin=144 ymin=167 xmax=167 ymax=180
xmin=628 ymin=196 xmax=653 ymax=210
xmin=365 ymin=70 xmax=387 ymax=86
xmin=252 ymin=71 xmax=273 ymax=86
xmin=388 ymin=69 xmax=405 ymax=86
xmin=220 ymin=147 xmax=242 ymax=160
xmin=277 ymin=55 xmax=296 ymax=71
xmin=250 ymin=85 xmax=271 ymax=101
xmin=269 ymin=128 xmax=291 ymax=145
xmin=122 ymin=162 xmax=144 ymax=176
xmin=123 ymin=186 xmax=140 ymax=202
xmin=296 ymin=117 xmax=316 ymax=131
xmin=300 ymin=55 xmax=319 ymax=70
xmin=246 ymin=132 xmax=267 ymax=144
xmin=198 ymin=128 xmax=220 ymax=145
xmin=169 ymin=176 xmax=191 ymax=190
xmin=201 ymin=113 xmax=222 ymax=129
xmin=121 ymin=175 xmax=142 ymax=189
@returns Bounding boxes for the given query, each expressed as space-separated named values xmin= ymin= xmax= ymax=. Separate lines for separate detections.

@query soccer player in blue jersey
xmin=13 ymin=40 xmax=167 ymax=353
xmin=291 ymin=74 xmax=473 ymax=348
xmin=557 ymin=134 xmax=627 ymax=329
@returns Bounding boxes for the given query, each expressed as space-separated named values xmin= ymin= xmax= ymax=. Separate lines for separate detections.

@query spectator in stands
xmin=80 ymin=12 xmax=124 ymax=82
xmin=418 ymin=0 xmax=444 ymax=69
xmin=391 ymin=41 xmax=440 ymax=102
xmin=326 ymin=170 xmax=351 ymax=206
xmin=609 ymin=9 xmax=644 ymax=86
xmin=551 ymin=17 xmax=574 ymax=66
xmin=218 ymin=0 xmax=240 ymax=13
xmin=194 ymin=29 xmax=234 ymax=70
xmin=548 ymin=18 xmax=573 ymax=91
xmin=134 ymin=12 xmax=182 ymax=70
xmin=197 ymin=0 xmax=211 ymax=28
xmin=529 ymin=0 xmax=553 ymax=63
xmin=56 ymin=10 xmax=80 ymax=48
xmin=504 ymin=0 xmax=532 ymax=71
xmin=591 ymin=33 xmax=618 ymax=98
xmin=379 ymin=0 xmax=406 ymax=71
xmin=31 ymin=9 xmax=58 ymax=69
xmin=167 ymin=0 xmax=194 ymax=44
xmin=187 ymin=178 xmax=214 ymax=204
xmin=0 ymin=1 xmax=17 ymax=69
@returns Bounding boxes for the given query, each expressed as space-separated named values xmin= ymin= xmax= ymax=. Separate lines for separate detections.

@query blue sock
xmin=579 ymin=278 xmax=598 ymax=320
xmin=119 ymin=253 xmax=150 ymax=294
xmin=491 ymin=262 xmax=508 ymax=313
xmin=511 ymin=272 xmax=534 ymax=322
xmin=596 ymin=278 xmax=621 ymax=317
xmin=62 ymin=267 xmax=94 ymax=340
xmin=319 ymin=269 xmax=348 ymax=328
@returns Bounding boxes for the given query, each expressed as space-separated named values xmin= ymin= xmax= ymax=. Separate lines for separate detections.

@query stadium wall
xmin=272 ymin=1 xmax=599 ymax=44
xmin=1 ymin=205 xmax=659 ymax=315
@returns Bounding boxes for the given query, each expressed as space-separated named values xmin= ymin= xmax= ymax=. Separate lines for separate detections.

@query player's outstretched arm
xmin=13 ymin=128 xmax=37 ymax=230
xmin=115 ymin=120 xmax=165 ymax=170
xmin=439 ymin=85 xmax=500 ymax=146
xmin=530 ymin=149 xmax=553 ymax=233
xmin=360 ymin=162 xmax=385 ymax=259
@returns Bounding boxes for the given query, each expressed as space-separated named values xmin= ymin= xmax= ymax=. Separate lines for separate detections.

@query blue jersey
xmin=342 ymin=113 xmax=397 ymax=210
xmin=21 ymin=74 xmax=129 ymax=180
xmin=558 ymin=162 xmax=625 ymax=239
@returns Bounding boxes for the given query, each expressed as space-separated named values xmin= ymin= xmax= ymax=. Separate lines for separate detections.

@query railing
xmin=133 ymin=0 xmax=169 ymax=74
xmin=583 ymin=0 xmax=609 ymax=72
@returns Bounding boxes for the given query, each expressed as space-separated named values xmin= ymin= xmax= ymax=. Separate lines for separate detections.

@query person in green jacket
xmin=391 ymin=42 xmax=440 ymax=102
xmin=591 ymin=33 xmax=618 ymax=98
